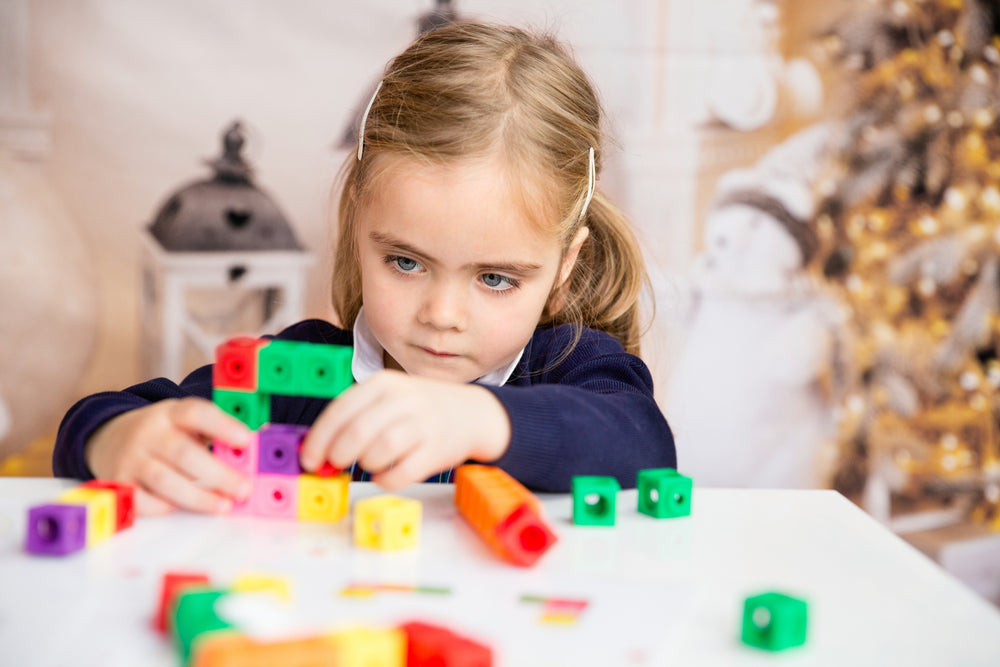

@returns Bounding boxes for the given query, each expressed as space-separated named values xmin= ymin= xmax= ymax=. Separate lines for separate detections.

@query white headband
xmin=357 ymin=80 xmax=383 ymax=161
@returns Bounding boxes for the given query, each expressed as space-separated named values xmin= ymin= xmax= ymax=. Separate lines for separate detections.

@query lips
xmin=418 ymin=346 xmax=459 ymax=358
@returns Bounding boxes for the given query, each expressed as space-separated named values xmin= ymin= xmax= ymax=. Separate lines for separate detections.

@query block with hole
xmin=192 ymin=633 xmax=339 ymax=667
xmin=155 ymin=571 xmax=212 ymax=634
xmin=213 ymin=433 xmax=258 ymax=477
xmin=636 ymin=468 xmax=692 ymax=519
xmin=250 ymin=474 xmax=299 ymax=518
xmin=257 ymin=423 xmax=307 ymax=475
xmin=24 ymin=503 xmax=87 ymax=556
xmin=353 ymin=495 xmax=422 ymax=550
xmin=400 ymin=620 xmax=493 ymax=667
xmin=571 ymin=475 xmax=621 ymax=526
xmin=298 ymin=473 xmax=350 ymax=523
xmin=81 ymin=480 xmax=136 ymax=530
xmin=256 ymin=339 xmax=353 ymax=399
xmin=212 ymin=388 xmax=270 ymax=430
xmin=212 ymin=336 xmax=269 ymax=392
xmin=57 ymin=487 xmax=118 ymax=547
xmin=327 ymin=626 xmax=407 ymax=666
xmin=741 ymin=591 xmax=808 ymax=651
xmin=171 ymin=588 xmax=236 ymax=664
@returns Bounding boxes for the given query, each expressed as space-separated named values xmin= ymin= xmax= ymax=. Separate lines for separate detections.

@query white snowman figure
xmin=665 ymin=131 xmax=847 ymax=488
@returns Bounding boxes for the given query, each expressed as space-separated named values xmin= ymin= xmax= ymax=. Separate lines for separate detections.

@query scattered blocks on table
xmin=192 ymin=633 xmax=338 ymax=667
xmin=156 ymin=571 xmax=212 ymax=634
xmin=82 ymin=480 xmax=136 ymax=530
xmin=571 ymin=476 xmax=621 ymax=526
xmin=327 ymin=626 xmax=406 ymax=666
xmin=637 ymin=468 xmax=693 ymax=519
xmin=454 ymin=464 xmax=557 ymax=566
xmin=172 ymin=588 xmax=236 ymax=663
xmin=401 ymin=620 xmax=493 ymax=666
xmin=354 ymin=495 xmax=422 ymax=550
xmin=741 ymin=591 xmax=808 ymax=651
xmin=57 ymin=486 xmax=118 ymax=547
xmin=25 ymin=503 xmax=87 ymax=556
xmin=298 ymin=473 xmax=350 ymax=523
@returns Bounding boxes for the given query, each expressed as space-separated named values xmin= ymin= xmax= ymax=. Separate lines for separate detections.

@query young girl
xmin=53 ymin=22 xmax=676 ymax=516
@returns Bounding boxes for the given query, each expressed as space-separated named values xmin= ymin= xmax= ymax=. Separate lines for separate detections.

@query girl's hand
xmin=84 ymin=397 xmax=254 ymax=516
xmin=299 ymin=370 xmax=511 ymax=490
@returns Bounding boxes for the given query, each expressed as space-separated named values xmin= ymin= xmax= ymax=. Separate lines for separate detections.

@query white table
xmin=1 ymin=478 xmax=998 ymax=666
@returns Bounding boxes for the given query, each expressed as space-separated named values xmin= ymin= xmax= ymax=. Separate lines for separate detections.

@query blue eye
xmin=481 ymin=272 xmax=517 ymax=291
xmin=389 ymin=255 xmax=420 ymax=272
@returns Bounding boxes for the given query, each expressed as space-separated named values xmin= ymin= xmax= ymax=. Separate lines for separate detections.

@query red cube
xmin=154 ymin=571 xmax=210 ymax=633
xmin=82 ymin=480 xmax=136 ymax=531
xmin=400 ymin=621 xmax=492 ymax=666
xmin=213 ymin=337 xmax=268 ymax=391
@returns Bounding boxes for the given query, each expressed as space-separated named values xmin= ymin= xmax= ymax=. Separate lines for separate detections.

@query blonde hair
xmin=332 ymin=22 xmax=649 ymax=355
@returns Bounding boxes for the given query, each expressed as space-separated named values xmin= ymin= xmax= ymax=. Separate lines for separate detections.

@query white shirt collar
xmin=350 ymin=306 xmax=523 ymax=387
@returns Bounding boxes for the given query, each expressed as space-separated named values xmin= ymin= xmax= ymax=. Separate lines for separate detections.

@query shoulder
xmin=519 ymin=324 xmax=638 ymax=378
xmin=271 ymin=319 xmax=353 ymax=346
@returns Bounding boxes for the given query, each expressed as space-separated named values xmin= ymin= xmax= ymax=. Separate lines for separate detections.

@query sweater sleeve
xmin=52 ymin=319 xmax=349 ymax=480
xmin=483 ymin=328 xmax=676 ymax=492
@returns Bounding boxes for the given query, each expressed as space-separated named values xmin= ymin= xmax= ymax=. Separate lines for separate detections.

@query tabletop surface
xmin=1 ymin=478 xmax=999 ymax=666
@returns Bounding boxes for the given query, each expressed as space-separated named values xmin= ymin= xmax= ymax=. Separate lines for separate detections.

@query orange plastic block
xmin=155 ymin=571 xmax=211 ymax=634
xmin=454 ymin=465 xmax=557 ymax=566
xmin=327 ymin=626 xmax=406 ymax=666
xmin=192 ymin=633 xmax=337 ymax=667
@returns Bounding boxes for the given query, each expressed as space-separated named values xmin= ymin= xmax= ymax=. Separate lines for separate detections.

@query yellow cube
xmin=328 ymin=626 xmax=405 ymax=666
xmin=231 ymin=572 xmax=292 ymax=602
xmin=58 ymin=487 xmax=117 ymax=547
xmin=298 ymin=473 xmax=350 ymax=523
xmin=353 ymin=495 xmax=421 ymax=550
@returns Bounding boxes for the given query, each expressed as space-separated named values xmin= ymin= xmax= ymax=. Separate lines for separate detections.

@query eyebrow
xmin=369 ymin=231 xmax=544 ymax=274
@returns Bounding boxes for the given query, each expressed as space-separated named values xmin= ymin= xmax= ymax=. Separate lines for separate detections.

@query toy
xmin=571 ymin=475 xmax=620 ymax=526
xmin=637 ymin=468 xmax=693 ymax=519
xmin=210 ymin=336 xmax=353 ymax=522
xmin=741 ymin=591 xmax=809 ymax=651
xmin=156 ymin=571 xmax=212 ymax=633
xmin=353 ymin=495 xmax=422 ymax=550
xmin=400 ymin=621 xmax=492 ymax=666
xmin=454 ymin=464 xmax=557 ymax=566
xmin=24 ymin=480 xmax=136 ymax=556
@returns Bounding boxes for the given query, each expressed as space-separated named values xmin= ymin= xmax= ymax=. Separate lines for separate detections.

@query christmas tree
xmin=815 ymin=0 xmax=1000 ymax=528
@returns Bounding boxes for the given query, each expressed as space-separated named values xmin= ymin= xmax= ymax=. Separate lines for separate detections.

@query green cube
xmin=257 ymin=340 xmax=300 ymax=395
xmin=637 ymin=468 xmax=692 ymax=518
xmin=297 ymin=343 xmax=353 ymax=398
xmin=741 ymin=592 xmax=808 ymax=651
xmin=212 ymin=388 xmax=270 ymax=430
xmin=572 ymin=476 xmax=621 ymax=526
xmin=172 ymin=589 xmax=234 ymax=663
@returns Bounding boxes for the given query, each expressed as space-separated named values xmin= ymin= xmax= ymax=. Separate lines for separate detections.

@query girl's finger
xmin=371 ymin=446 xmax=440 ymax=491
xmin=355 ymin=419 xmax=418 ymax=474
xmin=300 ymin=382 xmax=385 ymax=471
xmin=158 ymin=433 xmax=252 ymax=501
xmin=168 ymin=397 xmax=253 ymax=447
xmin=134 ymin=487 xmax=174 ymax=517
xmin=138 ymin=457 xmax=233 ymax=515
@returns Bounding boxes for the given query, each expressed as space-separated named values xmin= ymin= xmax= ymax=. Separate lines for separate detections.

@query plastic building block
xmin=256 ymin=340 xmax=300 ymax=395
xmin=231 ymin=573 xmax=292 ymax=602
xmin=313 ymin=459 xmax=343 ymax=477
xmin=58 ymin=487 xmax=117 ymax=547
xmin=213 ymin=388 xmax=271 ymax=430
xmin=251 ymin=474 xmax=298 ymax=518
xmin=172 ymin=588 xmax=235 ymax=663
xmin=327 ymin=626 xmax=406 ymax=666
xmin=296 ymin=343 xmax=353 ymax=398
xmin=24 ymin=503 xmax=87 ymax=556
xmin=741 ymin=592 xmax=808 ymax=651
xmin=571 ymin=476 xmax=621 ymax=526
xmin=400 ymin=621 xmax=493 ymax=666
xmin=213 ymin=337 xmax=268 ymax=392
xmin=192 ymin=633 xmax=337 ymax=667
xmin=156 ymin=571 xmax=211 ymax=634
xmin=637 ymin=468 xmax=693 ymax=519
xmin=213 ymin=433 xmax=258 ymax=478
xmin=298 ymin=473 xmax=350 ymax=523
xmin=257 ymin=423 xmax=307 ymax=475
xmin=454 ymin=464 xmax=557 ymax=566
xmin=82 ymin=480 xmax=136 ymax=531
xmin=353 ymin=495 xmax=422 ymax=550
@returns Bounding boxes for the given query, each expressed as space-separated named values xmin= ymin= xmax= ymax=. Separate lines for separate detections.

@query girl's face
xmin=356 ymin=155 xmax=580 ymax=383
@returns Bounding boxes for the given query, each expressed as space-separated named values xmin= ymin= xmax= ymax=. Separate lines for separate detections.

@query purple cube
xmin=25 ymin=504 xmax=87 ymax=556
xmin=257 ymin=423 xmax=307 ymax=476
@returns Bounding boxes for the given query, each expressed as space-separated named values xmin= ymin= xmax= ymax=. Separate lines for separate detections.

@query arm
xmin=485 ymin=327 xmax=676 ymax=492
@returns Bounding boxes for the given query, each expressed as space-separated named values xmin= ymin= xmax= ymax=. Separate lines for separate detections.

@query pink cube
xmin=251 ymin=474 xmax=298 ymax=518
xmin=214 ymin=433 xmax=258 ymax=477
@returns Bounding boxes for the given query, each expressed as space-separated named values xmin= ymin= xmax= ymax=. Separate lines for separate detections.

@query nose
xmin=417 ymin=279 xmax=468 ymax=331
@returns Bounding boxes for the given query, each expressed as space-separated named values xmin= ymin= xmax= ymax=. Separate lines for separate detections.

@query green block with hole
xmin=636 ymin=468 xmax=692 ymax=518
xmin=213 ymin=388 xmax=270 ymax=430
xmin=257 ymin=340 xmax=353 ymax=398
xmin=172 ymin=588 xmax=235 ymax=664
xmin=741 ymin=591 xmax=808 ymax=651
xmin=572 ymin=475 xmax=621 ymax=526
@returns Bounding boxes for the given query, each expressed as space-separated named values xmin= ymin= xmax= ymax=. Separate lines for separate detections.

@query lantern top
xmin=148 ymin=121 xmax=302 ymax=252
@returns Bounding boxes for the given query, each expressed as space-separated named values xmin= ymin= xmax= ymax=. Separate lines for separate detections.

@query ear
xmin=547 ymin=226 xmax=589 ymax=315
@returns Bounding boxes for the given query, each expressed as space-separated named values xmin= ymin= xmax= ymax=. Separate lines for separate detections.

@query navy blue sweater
xmin=53 ymin=319 xmax=676 ymax=492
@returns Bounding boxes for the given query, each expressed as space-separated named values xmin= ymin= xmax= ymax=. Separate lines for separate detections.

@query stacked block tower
xmin=211 ymin=336 xmax=354 ymax=522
